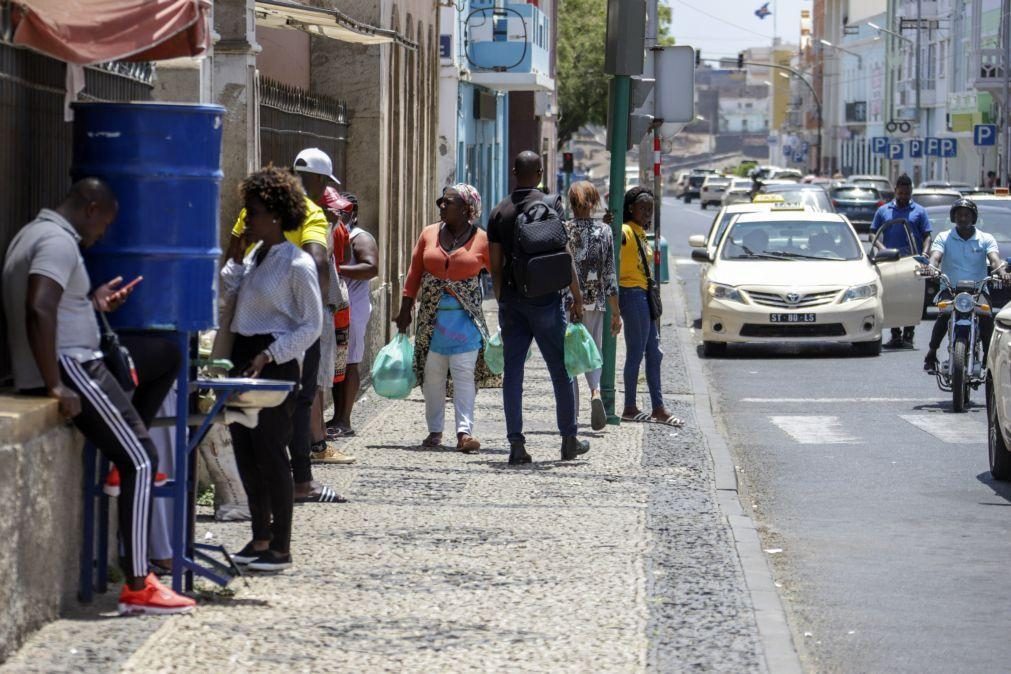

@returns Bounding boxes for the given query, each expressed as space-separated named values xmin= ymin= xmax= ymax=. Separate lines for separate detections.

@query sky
xmin=667 ymin=0 xmax=810 ymax=63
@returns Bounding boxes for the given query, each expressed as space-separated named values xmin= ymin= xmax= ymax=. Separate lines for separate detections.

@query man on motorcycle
xmin=922 ymin=198 xmax=1009 ymax=373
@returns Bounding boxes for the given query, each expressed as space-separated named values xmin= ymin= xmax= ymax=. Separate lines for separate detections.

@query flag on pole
xmin=755 ymin=2 xmax=771 ymax=19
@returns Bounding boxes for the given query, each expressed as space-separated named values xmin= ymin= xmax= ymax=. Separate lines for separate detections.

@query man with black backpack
xmin=488 ymin=151 xmax=590 ymax=465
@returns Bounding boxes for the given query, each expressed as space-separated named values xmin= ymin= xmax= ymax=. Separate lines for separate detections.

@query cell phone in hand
xmin=120 ymin=276 xmax=143 ymax=293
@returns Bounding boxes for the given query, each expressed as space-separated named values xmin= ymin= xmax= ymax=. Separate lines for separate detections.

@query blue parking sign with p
xmin=925 ymin=137 xmax=940 ymax=156
xmin=872 ymin=136 xmax=889 ymax=154
xmin=909 ymin=139 xmax=923 ymax=158
xmin=940 ymin=138 xmax=957 ymax=157
xmin=974 ymin=124 xmax=997 ymax=146
xmin=888 ymin=142 xmax=904 ymax=160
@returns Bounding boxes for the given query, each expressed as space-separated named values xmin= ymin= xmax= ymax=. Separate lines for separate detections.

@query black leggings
xmin=229 ymin=334 xmax=300 ymax=553
xmin=289 ymin=338 xmax=320 ymax=484
xmin=119 ymin=333 xmax=182 ymax=427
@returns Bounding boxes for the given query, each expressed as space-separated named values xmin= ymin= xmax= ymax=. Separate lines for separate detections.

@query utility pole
xmin=644 ymin=0 xmax=662 ymax=327
xmin=998 ymin=0 xmax=1006 ymax=184
xmin=602 ymin=0 xmax=646 ymax=423
xmin=915 ymin=0 xmax=923 ymax=178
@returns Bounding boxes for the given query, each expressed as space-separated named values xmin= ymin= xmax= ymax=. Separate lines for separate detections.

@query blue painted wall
xmin=456 ymin=84 xmax=508 ymax=227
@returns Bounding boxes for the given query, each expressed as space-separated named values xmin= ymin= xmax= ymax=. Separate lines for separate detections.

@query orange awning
xmin=10 ymin=0 xmax=211 ymax=65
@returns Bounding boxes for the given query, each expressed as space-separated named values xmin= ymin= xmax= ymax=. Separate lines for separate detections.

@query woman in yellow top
xmin=618 ymin=186 xmax=681 ymax=426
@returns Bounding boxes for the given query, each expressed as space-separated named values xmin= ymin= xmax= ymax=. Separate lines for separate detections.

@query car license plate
xmin=770 ymin=313 xmax=816 ymax=323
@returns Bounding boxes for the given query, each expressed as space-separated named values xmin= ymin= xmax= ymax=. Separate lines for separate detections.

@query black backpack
xmin=511 ymin=196 xmax=572 ymax=297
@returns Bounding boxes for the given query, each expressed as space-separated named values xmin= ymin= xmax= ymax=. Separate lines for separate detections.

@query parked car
xmin=830 ymin=184 xmax=883 ymax=232
xmin=911 ymin=189 xmax=962 ymax=209
xmin=684 ymin=171 xmax=709 ymax=203
xmin=672 ymin=171 xmax=690 ymax=198
xmin=691 ymin=211 xmax=924 ymax=357
xmin=700 ymin=175 xmax=731 ymax=209
xmin=769 ymin=168 xmax=804 ymax=181
xmin=722 ymin=178 xmax=754 ymax=206
xmin=848 ymin=174 xmax=894 ymax=202
xmin=757 ymin=182 xmax=834 ymax=212
xmin=986 ymin=305 xmax=1011 ymax=478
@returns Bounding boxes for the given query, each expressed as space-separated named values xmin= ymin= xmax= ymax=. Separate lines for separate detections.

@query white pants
xmin=424 ymin=349 xmax=478 ymax=435
xmin=572 ymin=308 xmax=606 ymax=410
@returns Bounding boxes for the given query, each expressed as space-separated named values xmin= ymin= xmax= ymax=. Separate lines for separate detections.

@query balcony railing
xmin=973 ymin=49 xmax=1007 ymax=93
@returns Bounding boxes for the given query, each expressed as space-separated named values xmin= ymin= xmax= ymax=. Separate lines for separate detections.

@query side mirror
xmin=997 ymin=306 xmax=1011 ymax=328
xmin=688 ymin=234 xmax=707 ymax=248
xmin=691 ymin=249 xmax=713 ymax=263
xmin=871 ymin=248 xmax=900 ymax=263
xmin=912 ymin=254 xmax=929 ymax=265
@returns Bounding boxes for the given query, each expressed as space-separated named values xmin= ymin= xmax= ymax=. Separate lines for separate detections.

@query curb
xmin=667 ymin=268 xmax=804 ymax=674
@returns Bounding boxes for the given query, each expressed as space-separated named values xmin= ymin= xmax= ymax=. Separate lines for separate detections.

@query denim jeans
xmin=499 ymin=291 xmax=577 ymax=443
xmin=619 ymin=288 xmax=664 ymax=411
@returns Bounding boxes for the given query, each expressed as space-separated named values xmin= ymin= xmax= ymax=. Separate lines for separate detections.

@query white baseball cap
xmin=293 ymin=147 xmax=340 ymax=185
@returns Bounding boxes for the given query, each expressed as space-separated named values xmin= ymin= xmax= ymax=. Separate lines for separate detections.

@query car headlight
xmin=707 ymin=282 xmax=744 ymax=302
xmin=841 ymin=282 xmax=878 ymax=302
xmin=954 ymin=292 xmax=975 ymax=313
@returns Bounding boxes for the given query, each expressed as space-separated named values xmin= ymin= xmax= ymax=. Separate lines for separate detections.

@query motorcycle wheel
xmin=952 ymin=338 xmax=969 ymax=413
xmin=988 ymin=380 xmax=1011 ymax=480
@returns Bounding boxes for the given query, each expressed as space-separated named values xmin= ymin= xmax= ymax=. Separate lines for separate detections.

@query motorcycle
xmin=914 ymin=254 xmax=1003 ymax=412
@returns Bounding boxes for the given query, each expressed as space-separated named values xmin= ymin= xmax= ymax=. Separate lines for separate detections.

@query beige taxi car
xmin=986 ymin=305 xmax=1011 ymax=479
xmin=691 ymin=211 xmax=924 ymax=357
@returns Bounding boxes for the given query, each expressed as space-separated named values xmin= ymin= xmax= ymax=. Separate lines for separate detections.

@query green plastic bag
xmin=484 ymin=329 xmax=504 ymax=375
xmin=371 ymin=334 xmax=416 ymax=399
xmin=565 ymin=322 xmax=603 ymax=378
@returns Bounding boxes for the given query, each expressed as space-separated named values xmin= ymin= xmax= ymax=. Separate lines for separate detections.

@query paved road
xmin=662 ymin=195 xmax=1011 ymax=674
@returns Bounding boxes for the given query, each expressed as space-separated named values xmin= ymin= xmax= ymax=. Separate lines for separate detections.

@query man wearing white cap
xmin=226 ymin=148 xmax=347 ymax=503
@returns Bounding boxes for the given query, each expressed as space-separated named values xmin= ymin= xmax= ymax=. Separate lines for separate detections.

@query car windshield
xmin=721 ymin=219 xmax=862 ymax=261
xmin=915 ymin=193 xmax=961 ymax=208
xmin=853 ymin=179 xmax=891 ymax=192
xmin=832 ymin=187 xmax=879 ymax=200
xmin=758 ymin=186 xmax=832 ymax=211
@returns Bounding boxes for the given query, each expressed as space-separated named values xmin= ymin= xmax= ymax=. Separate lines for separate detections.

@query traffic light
xmin=737 ymin=52 xmax=745 ymax=69
xmin=562 ymin=152 xmax=574 ymax=173
xmin=607 ymin=76 xmax=655 ymax=152
xmin=695 ymin=49 xmax=700 ymax=67
xmin=604 ymin=0 xmax=646 ymax=76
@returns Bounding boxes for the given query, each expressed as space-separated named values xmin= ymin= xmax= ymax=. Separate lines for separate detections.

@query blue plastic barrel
xmin=71 ymin=102 xmax=225 ymax=331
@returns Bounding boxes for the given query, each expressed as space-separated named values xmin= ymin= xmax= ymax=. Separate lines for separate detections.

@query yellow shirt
xmin=619 ymin=221 xmax=652 ymax=289
xmin=230 ymin=196 xmax=329 ymax=249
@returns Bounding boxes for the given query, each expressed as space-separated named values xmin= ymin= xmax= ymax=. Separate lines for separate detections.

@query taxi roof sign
xmin=752 ymin=194 xmax=785 ymax=203
xmin=995 ymin=187 xmax=1009 ymax=196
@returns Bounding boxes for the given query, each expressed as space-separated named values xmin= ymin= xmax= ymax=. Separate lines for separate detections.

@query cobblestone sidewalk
xmin=2 ymin=294 xmax=770 ymax=673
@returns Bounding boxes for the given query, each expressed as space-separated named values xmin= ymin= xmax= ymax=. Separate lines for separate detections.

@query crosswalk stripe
xmin=769 ymin=415 xmax=860 ymax=444
xmin=673 ymin=257 xmax=697 ymax=266
xmin=898 ymin=414 xmax=988 ymax=444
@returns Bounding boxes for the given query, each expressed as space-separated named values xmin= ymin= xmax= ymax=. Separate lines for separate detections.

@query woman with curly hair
xmin=394 ymin=184 xmax=494 ymax=452
xmin=618 ymin=186 xmax=681 ymax=427
xmin=220 ymin=166 xmax=323 ymax=572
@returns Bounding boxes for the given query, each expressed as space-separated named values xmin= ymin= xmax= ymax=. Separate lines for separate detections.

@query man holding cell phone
xmin=1 ymin=178 xmax=195 ymax=615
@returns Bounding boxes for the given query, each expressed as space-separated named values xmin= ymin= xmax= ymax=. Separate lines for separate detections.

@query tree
xmin=556 ymin=0 xmax=609 ymax=145
xmin=556 ymin=1 xmax=675 ymax=145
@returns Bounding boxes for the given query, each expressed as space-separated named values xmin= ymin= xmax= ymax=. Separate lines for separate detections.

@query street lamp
xmin=867 ymin=21 xmax=914 ymax=44
xmin=820 ymin=39 xmax=864 ymax=69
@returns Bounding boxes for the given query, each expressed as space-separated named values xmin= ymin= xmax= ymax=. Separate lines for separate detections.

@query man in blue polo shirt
xmin=922 ymin=198 xmax=1009 ymax=373
xmin=870 ymin=174 xmax=932 ymax=348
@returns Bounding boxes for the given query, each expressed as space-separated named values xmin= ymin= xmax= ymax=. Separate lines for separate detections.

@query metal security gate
xmin=259 ymin=77 xmax=349 ymax=182
xmin=0 ymin=40 xmax=153 ymax=385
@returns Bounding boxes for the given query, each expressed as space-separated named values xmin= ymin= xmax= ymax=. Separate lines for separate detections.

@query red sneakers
xmin=118 ymin=574 xmax=196 ymax=615
xmin=103 ymin=466 xmax=169 ymax=497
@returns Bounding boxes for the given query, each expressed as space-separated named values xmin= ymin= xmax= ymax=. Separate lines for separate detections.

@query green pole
xmin=601 ymin=75 xmax=630 ymax=424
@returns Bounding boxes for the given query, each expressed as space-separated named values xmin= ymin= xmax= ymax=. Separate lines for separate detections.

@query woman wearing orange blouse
xmin=394 ymin=184 xmax=496 ymax=452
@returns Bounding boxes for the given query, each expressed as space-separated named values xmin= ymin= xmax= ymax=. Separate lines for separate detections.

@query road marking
xmin=743 ymin=397 xmax=930 ymax=403
xmin=898 ymin=414 xmax=987 ymax=444
xmin=673 ymin=257 xmax=698 ymax=266
xmin=769 ymin=415 xmax=860 ymax=444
